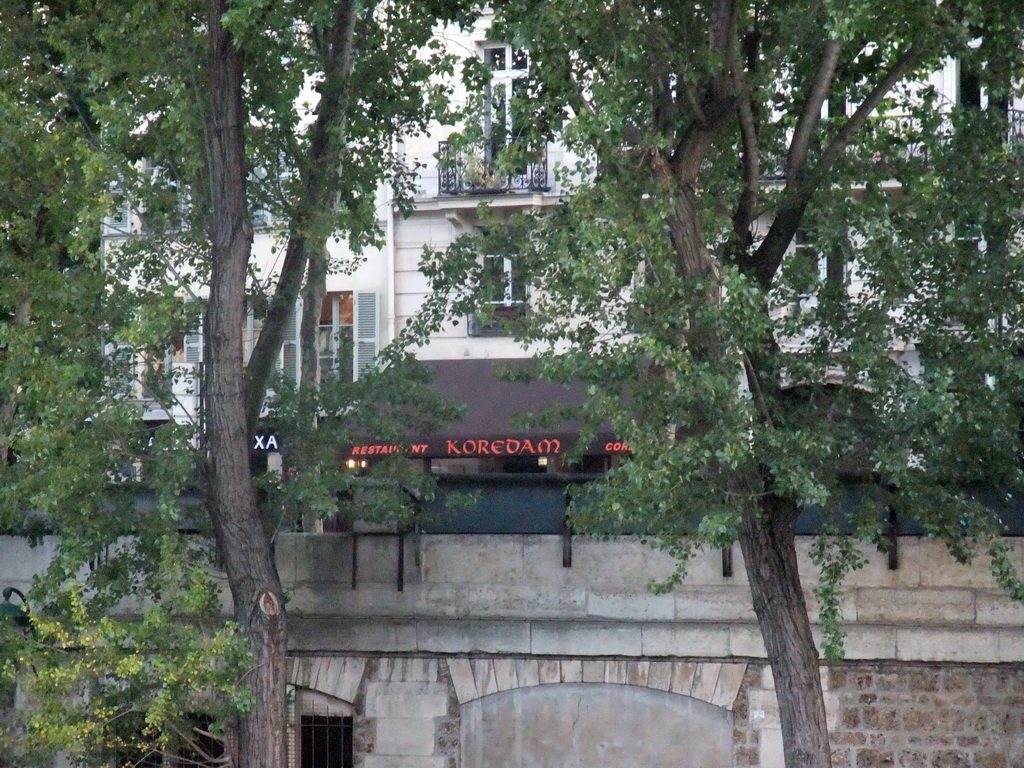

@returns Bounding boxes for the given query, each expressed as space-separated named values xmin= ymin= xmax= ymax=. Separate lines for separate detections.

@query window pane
xmin=338 ymin=293 xmax=353 ymax=325
xmin=481 ymin=256 xmax=517 ymax=305
xmin=487 ymin=46 xmax=506 ymax=70
xmin=320 ymin=295 xmax=335 ymax=325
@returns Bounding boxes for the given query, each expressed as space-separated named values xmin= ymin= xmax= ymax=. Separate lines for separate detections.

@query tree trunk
xmin=296 ymin=248 xmax=328 ymax=533
xmin=299 ymin=247 xmax=329 ymax=389
xmin=656 ymin=135 xmax=833 ymax=768
xmin=739 ymin=492 xmax=832 ymax=768
xmin=203 ymin=2 xmax=287 ymax=766
xmin=656 ymin=153 xmax=832 ymax=768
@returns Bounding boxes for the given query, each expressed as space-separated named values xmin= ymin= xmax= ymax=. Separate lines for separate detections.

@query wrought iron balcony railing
xmin=1009 ymin=109 xmax=1024 ymax=154
xmin=438 ymin=140 xmax=549 ymax=195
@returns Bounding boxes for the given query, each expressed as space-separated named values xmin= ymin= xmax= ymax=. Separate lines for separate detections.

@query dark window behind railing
xmin=763 ymin=109 xmax=1024 ymax=182
xmin=438 ymin=140 xmax=549 ymax=195
xmin=468 ymin=303 xmax=529 ymax=337
xmin=419 ymin=474 xmax=597 ymax=534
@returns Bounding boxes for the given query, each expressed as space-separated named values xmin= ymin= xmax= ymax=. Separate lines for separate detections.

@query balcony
xmin=437 ymin=140 xmax=549 ymax=196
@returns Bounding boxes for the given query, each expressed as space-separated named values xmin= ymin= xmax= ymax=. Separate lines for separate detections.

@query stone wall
xmin=293 ymin=656 xmax=1024 ymax=768
xmin=5 ymin=535 xmax=1023 ymax=664
xmin=293 ymin=656 xmax=746 ymax=768
xmin=280 ymin=534 xmax=1024 ymax=664
xmin=736 ymin=663 xmax=1024 ymax=768
xmin=6 ymin=534 xmax=1024 ymax=766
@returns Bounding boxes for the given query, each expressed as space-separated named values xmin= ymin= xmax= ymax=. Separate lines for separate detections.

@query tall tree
xmin=1 ymin=4 xmax=251 ymax=764
xmin=420 ymin=1 xmax=1024 ymax=765
xmin=202 ymin=2 xmax=287 ymax=764
xmin=2 ymin=1 xmax=469 ymax=766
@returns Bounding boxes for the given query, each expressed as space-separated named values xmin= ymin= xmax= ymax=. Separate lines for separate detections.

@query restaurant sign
xmin=349 ymin=436 xmax=563 ymax=458
xmin=255 ymin=432 xmax=632 ymax=458
xmin=345 ymin=435 xmax=632 ymax=460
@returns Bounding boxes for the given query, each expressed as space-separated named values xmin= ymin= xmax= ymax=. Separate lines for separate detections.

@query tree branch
xmin=741 ymin=38 xmax=930 ymax=289
xmin=670 ymin=0 xmax=738 ymax=180
xmin=732 ymin=84 xmax=760 ymax=243
xmin=243 ymin=0 xmax=359 ymax=431
xmin=651 ymin=69 xmax=675 ymax=134
xmin=816 ymin=39 xmax=928 ymax=173
xmin=243 ymin=236 xmax=308 ymax=430
xmin=299 ymin=247 xmax=329 ymax=388
xmin=709 ymin=0 xmax=737 ymax=63
xmin=743 ymin=351 xmax=774 ymax=427
xmin=785 ymin=39 xmax=842 ymax=185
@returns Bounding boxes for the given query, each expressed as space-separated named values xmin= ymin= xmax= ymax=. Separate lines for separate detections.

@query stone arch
xmin=460 ymin=682 xmax=734 ymax=768
xmin=286 ymin=685 xmax=356 ymax=768
xmin=292 ymin=686 xmax=354 ymax=717
xmin=447 ymin=659 xmax=747 ymax=711
xmin=287 ymin=656 xmax=365 ymax=703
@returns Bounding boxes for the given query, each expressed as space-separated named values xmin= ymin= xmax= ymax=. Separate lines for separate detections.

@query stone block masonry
xmin=293 ymin=655 xmax=1024 ymax=768
xmin=299 ymin=655 xmax=749 ymax=768
xmin=9 ymin=535 xmax=1024 ymax=766
xmin=735 ymin=663 xmax=1024 ymax=768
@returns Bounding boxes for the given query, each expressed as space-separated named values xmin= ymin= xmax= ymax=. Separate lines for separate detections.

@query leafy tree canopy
xmin=1 ymin=0 xmax=471 ymax=763
xmin=417 ymin=2 xmax=1024 ymax=764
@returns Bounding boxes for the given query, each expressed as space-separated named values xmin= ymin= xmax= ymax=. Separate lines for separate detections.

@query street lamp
xmin=0 ymin=587 xmax=30 ymax=629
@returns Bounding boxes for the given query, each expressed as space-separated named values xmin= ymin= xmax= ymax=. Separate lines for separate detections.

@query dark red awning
xmin=345 ymin=358 xmax=628 ymax=460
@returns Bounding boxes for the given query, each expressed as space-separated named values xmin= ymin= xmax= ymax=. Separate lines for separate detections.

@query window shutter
xmin=353 ymin=291 xmax=379 ymax=380
xmin=104 ymin=185 xmax=131 ymax=234
xmin=110 ymin=342 xmax=136 ymax=397
xmin=280 ymin=299 xmax=302 ymax=383
xmin=106 ymin=203 xmax=130 ymax=230
xmin=184 ymin=323 xmax=204 ymax=364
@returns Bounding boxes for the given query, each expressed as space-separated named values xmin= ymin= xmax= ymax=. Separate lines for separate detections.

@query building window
xmin=793 ymin=231 xmax=845 ymax=289
xmin=957 ymin=42 xmax=1009 ymax=114
xmin=469 ymin=255 xmax=528 ymax=336
xmin=319 ymin=292 xmax=355 ymax=384
xmin=104 ymin=326 xmax=200 ymax=404
xmin=245 ymin=298 xmax=302 ymax=381
xmin=106 ymin=340 xmax=139 ymax=399
xmin=251 ymin=207 xmax=274 ymax=229
xmin=483 ymin=44 xmax=530 ymax=165
xmin=438 ymin=43 xmax=548 ymax=195
xmin=289 ymin=689 xmax=354 ymax=768
xmin=245 ymin=291 xmax=377 ymax=385
xmin=300 ymin=715 xmax=352 ymax=768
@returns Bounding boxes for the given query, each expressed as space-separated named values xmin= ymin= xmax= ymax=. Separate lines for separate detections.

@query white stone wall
xmin=278 ymin=534 xmax=1024 ymax=664
xmin=7 ymin=532 xmax=1024 ymax=768
xmin=4 ymin=534 xmax=1023 ymax=663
